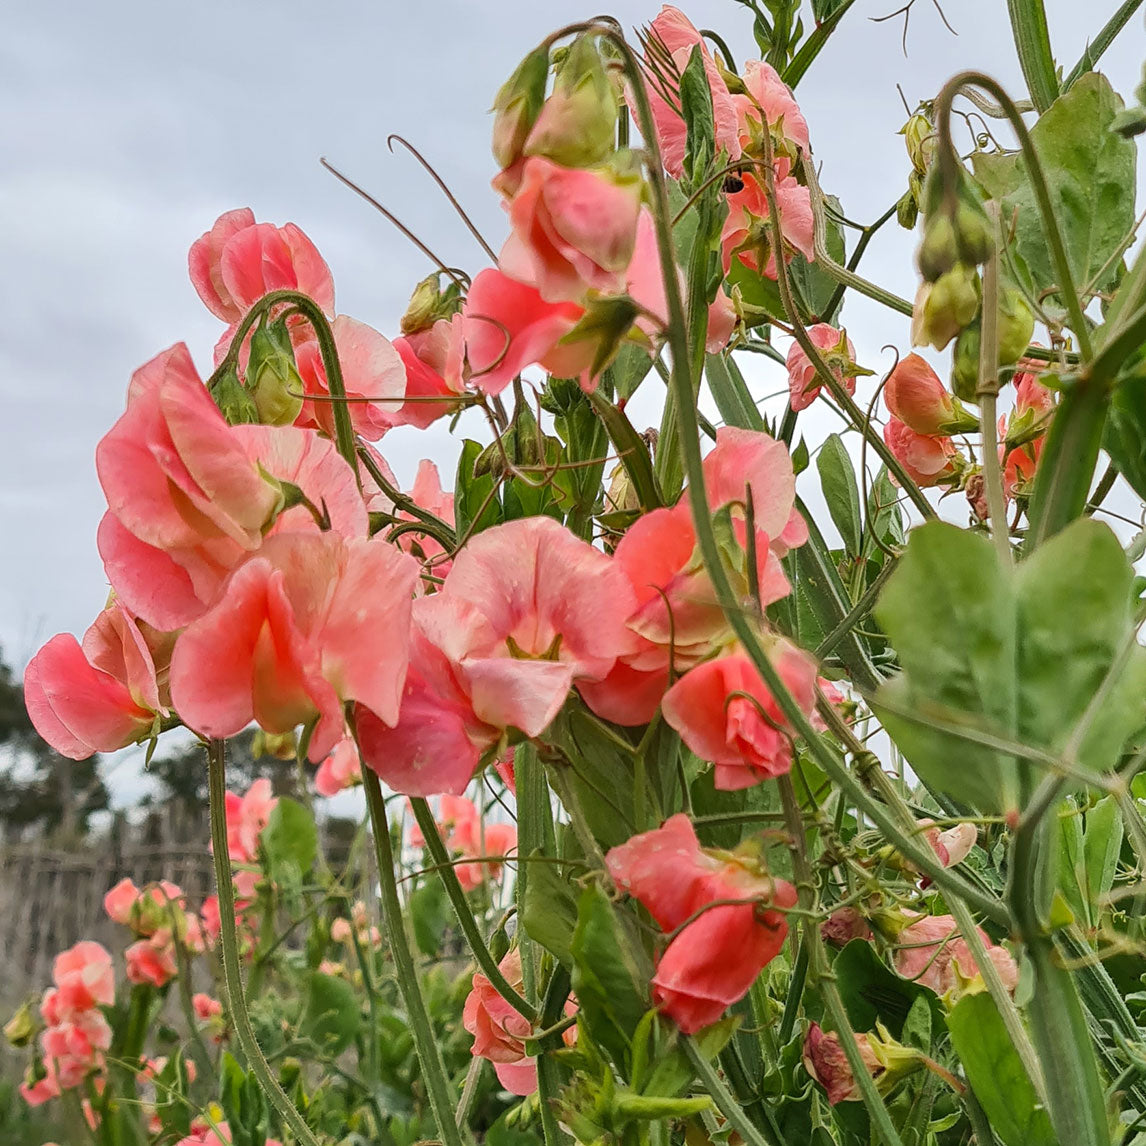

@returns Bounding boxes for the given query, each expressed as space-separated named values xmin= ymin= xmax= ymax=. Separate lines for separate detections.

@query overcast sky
xmin=2 ymin=1 xmax=1142 ymax=804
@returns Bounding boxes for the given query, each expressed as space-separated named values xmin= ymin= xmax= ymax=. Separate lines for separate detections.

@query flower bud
xmin=911 ymin=265 xmax=980 ymax=351
xmin=210 ymin=366 xmax=259 ymax=425
xmin=492 ymin=45 xmax=550 ymax=170
xmin=4 ymin=1002 xmax=36 ymax=1048
xmin=524 ymin=34 xmax=618 ymax=169
xmin=951 ymin=322 xmax=980 ymax=402
xmin=896 ymin=187 xmax=919 ymax=231
xmin=401 ymin=272 xmax=463 ymax=336
xmin=917 ymin=166 xmax=994 ymax=280
xmin=900 ymin=112 xmax=936 ymax=176
xmin=247 ymin=318 xmax=304 ymax=426
xmin=997 ymin=287 xmax=1035 ymax=366
xmin=252 ymin=729 xmax=297 ymax=760
xmin=917 ymin=212 xmax=959 ymax=283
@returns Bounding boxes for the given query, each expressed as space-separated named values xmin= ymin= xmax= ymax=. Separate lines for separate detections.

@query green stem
xmin=814 ymin=558 xmax=897 ymax=659
xmin=1064 ymin=0 xmax=1145 ymax=89
xmin=1006 ymin=0 xmax=1059 ymax=112
xmin=359 ymin=766 xmax=468 ymax=1146
xmin=410 ymin=797 xmax=537 ymax=1022
xmin=684 ymin=1039 xmax=781 ymax=1146
xmin=206 ymin=740 xmax=322 ymax=1146
xmin=781 ymin=0 xmax=857 ymax=88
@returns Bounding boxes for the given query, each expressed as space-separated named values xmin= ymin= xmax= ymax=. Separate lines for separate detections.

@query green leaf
xmin=218 ymin=1052 xmax=268 ymax=1146
xmin=409 ymin=880 xmax=450 ymax=957
xmin=1082 ymin=795 xmax=1123 ymax=918
xmin=612 ymin=342 xmax=656 ymax=402
xmin=816 ymin=433 xmax=862 ymax=556
xmin=972 ymin=72 xmax=1137 ymax=304
xmin=570 ymin=884 xmax=652 ymax=1074
xmin=865 ymin=466 xmax=904 ymax=555
xmin=948 ymin=992 xmax=1057 ymax=1146
xmin=832 ymin=938 xmax=939 ymax=1040
xmin=705 ymin=352 xmax=764 ymax=432
xmin=454 ymin=438 xmax=502 ymax=538
xmin=1055 ymin=800 xmax=1089 ymax=929
xmin=298 ymin=971 xmax=361 ymax=1056
xmin=153 ymin=1049 xmax=192 ymax=1138
xmin=1104 ymin=376 xmax=1146 ymax=502
xmin=641 ymin=1016 xmax=739 ymax=1098
xmin=262 ymin=797 xmax=317 ymax=877
xmin=587 ymin=391 xmax=662 ymax=511
xmin=789 ymin=194 xmax=846 ymax=322
xmin=521 ymin=848 xmax=579 ymax=966
xmin=679 ymin=45 xmax=715 ymax=188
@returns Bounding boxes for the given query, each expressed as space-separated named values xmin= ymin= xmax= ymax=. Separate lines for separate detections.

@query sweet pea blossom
xmin=125 ymin=936 xmax=178 ymax=988
xmin=802 ymin=1023 xmax=882 ymax=1105
xmin=734 ymin=60 xmax=810 ymax=156
xmin=463 ymin=949 xmax=576 ymax=1094
xmin=882 ymin=417 xmax=959 ymax=488
xmin=189 ymin=208 xmax=334 ymax=324
xmin=883 ymin=353 xmax=964 ymax=436
xmin=662 ymin=640 xmax=818 ymax=789
xmin=893 ymin=913 xmax=1018 ymax=998
xmin=24 ymin=602 xmax=172 ymax=760
xmin=295 ymin=314 xmax=407 ymax=441
xmin=358 ymin=516 xmax=636 ymax=795
xmin=721 ymin=170 xmax=815 ymax=281
xmin=225 ymin=779 xmax=278 ymax=865
xmin=607 ymin=815 xmax=795 ymax=1033
xmin=392 ymin=316 xmax=467 ymax=428
xmin=641 ymin=6 xmax=742 ymax=179
xmin=170 ymin=531 xmax=419 ymax=762
xmin=314 ymin=737 xmax=362 ymax=797
xmin=999 ymin=370 xmax=1055 ymax=499
xmin=192 ymin=994 xmax=223 ymax=1022
xmin=785 ymin=324 xmax=857 ymax=413
xmin=499 ymin=157 xmax=644 ymax=304
xmin=49 ymin=943 xmax=115 ymax=1017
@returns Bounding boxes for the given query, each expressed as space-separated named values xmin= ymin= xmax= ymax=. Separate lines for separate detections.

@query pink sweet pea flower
xmin=398 ymin=459 xmax=456 ymax=584
xmin=499 ymin=158 xmax=644 ymax=304
xmin=495 ymin=750 xmax=517 ymax=794
xmin=640 ymin=6 xmax=742 ymax=179
xmin=104 ymin=879 xmax=141 ymax=926
xmin=225 ymin=779 xmax=277 ymax=864
xmin=662 ymin=642 xmax=818 ymax=790
xmin=606 ymin=815 xmax=795 ymax=1034
xmin=722 ymin=170 xmax=815 ymax=280
xmin=999 ymin=370 xmax=1055 ymax=499
xmin=359 ymin=516 xmax=635 ymax=794
xmin=170 ymin=532 xmax=418 ymax=762
xmin=882 ymin=417 xmax=958 ymax=488
xmin=734 ymin=60 xmax=810 ymax=155
xmin=893 ymin=913 xmax=1018 ymax=997
xmin=189 ymin=209 xmax=334 ymax=324
xmin=462 ymin=269 xmax=584 ymax=396
xmin=295 ymin=315 xmax=407 ymax=441
xmin=24 ymin=601 xmax=170 ymax=761
xmin=314 ymin=737 xmax=361 ymax=797
xmin=192 ymin=994 xmax=223 ymax=1023
xmin=803 ymin=1023 xmax=882 ymax=1105
xmin=392 ymin=315 xmax=467 ymax=429
xmin=125 ymin=937 xmax=177 ymax=989
xmin=883 ymin=353 xmax=961 ymax=436
xmin=52 ymin=943 xmax=115 ymax=1016
xmin=785 ymin=324 xmax=857 ymax=413
xmin=921 ymin=821 xmax=977 ymax=869
xmin=463 ymin=949 xmax=576 ymax=1095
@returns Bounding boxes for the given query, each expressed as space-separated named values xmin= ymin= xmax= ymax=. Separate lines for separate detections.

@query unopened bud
xmin=492 ymin=46 xmax=550 ymax=170
xmin=951 ymin=322 xmax=980 ymax=403
xmin=997 ymin=288 xmax=1035 ymax=366
xmin=917 ymin=212 xmax=959 ymax=283
xmin=210 ymin=366 xmax=259 ymax=426
xmin=896 ymin=187 xmax=919 ymax=231
xmin=900 ymin=112 xmax=936 ymax=176
xmin=247 ymin=318 xmax=304 ymax=426
xmin=911 ymin=265 xmax=980 ymax=351
xmin=4 ymin=1002 xmax=36 ymax=1047
xmin=252 ymin=729 xmax=297 ymax=761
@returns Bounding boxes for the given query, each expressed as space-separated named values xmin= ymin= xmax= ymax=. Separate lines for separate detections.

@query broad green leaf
xmin=948 ymin=993 xmax=1057 ymax=1146
xmin=570 ymin=884 xmax=652 ymax=1074
xmin=1082 ymin=795 xmax=1123 ymax=918
xmin=588 ymin=391 xmax=662 ymax=511
xmin=611 ymin=342 xmax=656 ymax=402
xmin=298 ymin=971 xmax=361 ymax=1055
xmin=705 ymin=352 xmax=764 ymax=432
xmin=816 ymin=433 xmax=862 ymax=556
xmin=1104 ymin=376 xmax=1146 ymax=503
xmin=789 ymin=193 xmax=846 ymax=323
xmin=262 ymin=798 xmax=317 ymax=876
xmin=972 ymin=72 xmax=1137 ymax=303
xmin=832 ymin=938 xmax=939 ymax=1040
xmin=409 ymin=880 xmax=450 ymax=957
xmin=521 ymin=848 xmax=579 ymax=966
xmin=641 ymin=1015 xmax=739 ymax=1099
xmin=219 ymin=1052 xmax=268 ymax=1146
xmin=454 ymin=438 xmax=502 ymax=537
xmin=865 ymin=466 xmax=904 ymax=555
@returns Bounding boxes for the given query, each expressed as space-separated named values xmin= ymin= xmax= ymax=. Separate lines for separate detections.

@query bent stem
xmin=409 ymin=797 xmax=537 ymax=1022
xmin=206 ymin=739 xmax=322 ymax=1146
xmin=359 ymin=765 xmax=468 ymax=1146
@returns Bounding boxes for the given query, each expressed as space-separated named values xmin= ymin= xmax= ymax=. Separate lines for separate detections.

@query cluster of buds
xmin=896 ymin=108 xmax=936 ymax=230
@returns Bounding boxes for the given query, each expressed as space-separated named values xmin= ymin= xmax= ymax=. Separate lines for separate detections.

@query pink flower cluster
xmin=104 ymin=877 xmax=204 ymax=988
xmin=881 ymin=355 xmax=963 ymax=488
xmin=20 ymin=943 xmax=115 ymax=1106
xmin=410 ymin=794 xmax=518 ymax=891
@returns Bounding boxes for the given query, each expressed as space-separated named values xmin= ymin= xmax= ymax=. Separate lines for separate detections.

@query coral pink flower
xmin=446 ymin=803 xmax=518 ymax=891
xmin=883 ymin=354 xmax=960 ymax=436
xmin=462 ymin=269 xmax=584 ymax=396
xmin=606 ymin=815 xmax=795 ymax=1033
xmin=662 ymin=643 xmax=818 ymax=790
xmin=52 ymin=943 xmax=115 ymax=1016
xmin=104 ymin=878 xmax=140 ymax=926
xmin=359 ymin=517 xmax=635 ymax=794
xmin=893 ymin=914 xmax=1017 ymax=997
xmin=397 ymin=460 xmax=456 ymax=584
xmin=314 ymin=737 xmax=361 ymax=797
xmin=785 ymin=324 xmax=857 ymax=413
xmin=722 ymin=170 xmax=815 ymax=280
xmin=24 ymin=601 xmax=170 ymax=761
xmin=463 ymin=949 xmax=576 ymax=1095
xmin=192 ymin=994 xmax=223 ymax=1022
xmin=499 ymin=158 xmax=644 ymax=304
xmin=999 ymin=370 xmax=1055 ymax=499
xmin=225 ymin=779 xmax=278 ymax=864
xmin=495 ymin=750 xmax=516 ymax=794
xmin=170 ymin=531 xmax=418 ymax=761
xmin=125 ymin=936 xmax=177 ymax=988
xmin=882 ymin=418 xmax=958 ymax=488
xmin=803 ymin=1023 xmax=881 ymax=1105
xmin=734 ymin=60 xmax=810 ymax=155
xmin=189 ymin=208 xmax=334 ymax=324
xmin=641 ymin=6 xmax=742 ymax=178
xmin=392 ymin=316 xmax=467 ymax=429
xmin=295 ymin=315 xmax=407 ymax=441
xmin=921 ymin=821 xmax=977 ymax=869
xmin=41 ymin=1009 xmax=112 ymax=1075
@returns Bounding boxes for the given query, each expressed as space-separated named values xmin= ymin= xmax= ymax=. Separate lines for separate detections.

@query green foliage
xmin=262 ymin=798 xmax=318 ymax=879
xmin=816 ymin=433 xmax=862 ymax=556
xmin=1105 ymin=375 xmax=1146 ymax=502
xmin=298 ymin=972 xmax=362 ymax=1056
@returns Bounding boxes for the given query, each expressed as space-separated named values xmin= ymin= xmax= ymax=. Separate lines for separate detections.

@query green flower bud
xmin=247 ymin=318 xmax=305 ymax=426
xmin=492 ymin=45 xmax=550 ymax=169
xmin=896 ymin=187 xmax=919 ymax=231
xmin=951 ymin=322 xmax=981 ymax=403
xmin=210 ymin=366 xmax=259 ymax=426
xmin=997 ymin=287 xmax=1035 ymax=365
xmin=917 ymin=213 xmax=959 ymax=283
xmin=900 ymin=111 xmax=936 ymax=176
xmin=4 ymin=1002 xmax=36 ymax=1048
xmin=911 ymin=264 xmax=980 ymax=351
xmin=953 ymin=190 xmax=994 ymax=267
